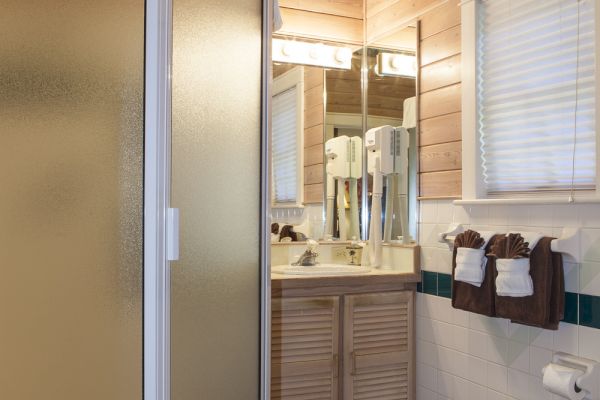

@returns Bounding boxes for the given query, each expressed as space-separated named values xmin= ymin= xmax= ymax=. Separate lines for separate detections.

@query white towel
xmin=455 ymin=248 xmax=486 ymax=287
xmin=454 ymin=231 xmax=497 ymax=287
xmin=495 ymin=232 xmax=542 ymax=296
xmin=495 ymin=258 xmax=534 ymax=297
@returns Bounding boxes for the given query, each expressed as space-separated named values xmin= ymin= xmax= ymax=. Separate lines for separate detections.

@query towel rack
xmin=437 ymin=224 xmax=581 ymax=263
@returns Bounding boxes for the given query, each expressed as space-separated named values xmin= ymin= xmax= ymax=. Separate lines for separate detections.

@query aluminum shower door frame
xmin=144 ymin=0 xmax=272 ymax=399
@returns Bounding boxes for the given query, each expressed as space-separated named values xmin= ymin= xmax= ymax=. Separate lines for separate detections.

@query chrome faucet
xmin=292 ymin=239 xmax=319 ymax=266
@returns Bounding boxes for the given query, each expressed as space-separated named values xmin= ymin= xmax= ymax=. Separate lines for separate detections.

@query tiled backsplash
xmin=417 ymin=200 xmax=600 ymax=400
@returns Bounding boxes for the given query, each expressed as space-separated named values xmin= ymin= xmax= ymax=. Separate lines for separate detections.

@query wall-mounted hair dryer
xmin=365 ymin=125 xmax=410 ymax=267
xmin=325 ymin=135 xmax=362 ymax=241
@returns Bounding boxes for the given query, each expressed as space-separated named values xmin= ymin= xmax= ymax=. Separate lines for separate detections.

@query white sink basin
xmin=272 ymin=263 xmax=371 ymax=276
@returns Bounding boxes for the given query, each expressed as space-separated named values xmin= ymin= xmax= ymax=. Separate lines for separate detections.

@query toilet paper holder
xmin=543 ymin=352 xmax=600 ymax=399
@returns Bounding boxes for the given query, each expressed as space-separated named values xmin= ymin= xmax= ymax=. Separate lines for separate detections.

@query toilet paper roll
xmin=542 ymin=363 xmax=585 ymax=400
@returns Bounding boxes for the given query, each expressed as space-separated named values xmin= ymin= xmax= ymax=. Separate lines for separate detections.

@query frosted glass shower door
xmin=169 ymin=0 xmax=263 ymax=399
xmin=0 ymin=1 xmax=145 ymax=399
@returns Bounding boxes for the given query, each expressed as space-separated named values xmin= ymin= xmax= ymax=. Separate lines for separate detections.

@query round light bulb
xmin=309 ymin=43 xmax=325 ymax=60
xmin=334 ymin=47 xmax=352 ymax=64
xmin=281 ymin=41 xmax=293 ymax=57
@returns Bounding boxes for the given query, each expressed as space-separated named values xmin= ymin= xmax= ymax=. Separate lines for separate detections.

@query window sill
xmin=454 ymin=195 xmax=600 ymax=206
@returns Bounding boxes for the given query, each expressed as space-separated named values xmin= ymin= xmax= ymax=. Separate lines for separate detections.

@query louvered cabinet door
xmin=271 ymin=296 xmax=340 ymax=400
xmin=343 ymin=291 xmax=415 ymax=400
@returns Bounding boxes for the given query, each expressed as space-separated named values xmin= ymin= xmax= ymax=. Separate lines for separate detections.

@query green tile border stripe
xmin=417 ymin=271 xmax=596 ymax=329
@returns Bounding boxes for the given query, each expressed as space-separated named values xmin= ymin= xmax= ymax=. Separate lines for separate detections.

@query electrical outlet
xmin=332 ymin=246 xmax=346 ymax=259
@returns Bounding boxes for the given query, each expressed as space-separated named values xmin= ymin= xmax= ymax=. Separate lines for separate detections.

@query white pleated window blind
xmin=272 ymin=85 xmax=300 ymax=203
xmin=478 ymin=0 xmax=596 ymax=194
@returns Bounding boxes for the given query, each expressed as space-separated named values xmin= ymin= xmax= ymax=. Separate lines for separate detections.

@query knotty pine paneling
xmin=419 ymin=83 xmax=461 ymax=120
xmin=305 ymin=164 xmax=323 ymax=185
xmin=419 ymin=0 xmax=461 ymax=39
xmin=366 ymin=0 xmax=446 ymax=43
xmin=279 ymin=0 xmax=363 ymax=19
xmin=304 ymin=183 xmax=324 ymax=203
xmin=419 ymin=170 xmax=462 ymax=198
xmin=420 ymin=54 xmax=461 ymax=93
xmin=305 ymin=84 xmax=324 ymax=109
xmin=305 ymin=124 xmax=324 ymax=147
xmin=278 ymin=7 xmax=362 ymax=44
xmin=419 ymin=112 xmax=461 ymax=146
xmin=303 ymin=67 xmax=325 ymax=203
xmin=418 ymin=2 xmax=462 ymax=198
xmin=304 ymin=143 xmax=324 ymax=166
xmin=419 ymin=141 xmax=462 ymax=172
xmin=420 ymin=24 xmax=461 ymax=66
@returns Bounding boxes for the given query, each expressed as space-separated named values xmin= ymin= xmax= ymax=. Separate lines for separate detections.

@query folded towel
xmin=496 ymin=258 xmax=533 ymax=296
xmin=494 ymin=237 xmax=564 ymax=330
xmin=489 ymin=233 xmax=533 ymax=297
xmin=454 ymin=230 xmax=497 ymax=286
xmin=455 ymin=247 xmax=486 ymax=286
xmin=452 ymin=233 xmax=504 ymax=317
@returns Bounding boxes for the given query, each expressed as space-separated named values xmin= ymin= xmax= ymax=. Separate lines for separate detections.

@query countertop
xmin=271 ymin=267 xmax=421 ymax=296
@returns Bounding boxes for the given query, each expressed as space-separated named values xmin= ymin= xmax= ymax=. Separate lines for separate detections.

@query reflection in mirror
xmin=365 ymin=25 xmax=418 ymax=260
xmin=324 ymin=50 xmax=363 ymax=241
xmin=271 ymin=38 xmax=363 ymax=243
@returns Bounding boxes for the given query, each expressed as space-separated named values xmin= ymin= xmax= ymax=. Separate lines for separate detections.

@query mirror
xmin=270 ymin=22 xmax=418 ymax=245
xmin=365 ymin=25 xmax=418 ymax=245
xmin=271 ymin=37 xmax=363 ymax=242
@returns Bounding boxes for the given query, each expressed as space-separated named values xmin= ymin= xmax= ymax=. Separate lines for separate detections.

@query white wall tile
xmin=529 ymin=328 xmax=554 ymax=350
xmin=468 ymin=382 xmax=487 ymax=399
xmin=417 ymin=385 xmax=437 ymax=400
xmin=437 ymin=201 xmax=454 ymax=224
xmin=563 ymin=261 xmax=580 ymax=293
xmin=553 ymin=323 xmax=578 ymax=355
xmin=529 ymin=346 xmax=552 ymax=378
xmin=580 ymin=260 xmax=600 ymax=295
xmin=508 ymin=322 xmax=530 ymax=344
xmin=486 ymin=362 xmax=508 ymax=393
xmin=578 ymin=326 xmax=600 ymax=361
xmin=551 ymin=204 xmax=579 ymax=228
xmin=453 ymin=205 xmax=471 ymax=224
xmin=415 ymin=200 xmax=600 ymax=400
xmin=421 ymin=201 xmax=438 ymax=224
xmin=468 ymin=355 xmax=488 ymax=386
xmin=528 ymin=205 xmax=555 ymax=228
xmin=505 ymin=205 xmax=530 ymax=227
xmin=418 ymin=338 xmax=439 ymax=367
xmin=508 ymin=340 xmax=530 ymax=373
xmin=453 ymin=325 xmax=469 ymax=353
xmin=418 ymin=362 xmax=438 ymax=391
xmin=582 ymin=228 xmax=600 ymax=262
xmin=469 ymin=313 xmax=510 ymax=338
xmin=486 ymin=389 xmax=510 ymax=400
xmin=507 ymin=368 xmax=529 ymax=400
xmin=578 ymin=204 xmax=600 ymax=228
xmin=527 ymin=375 xmax=547 ymax=400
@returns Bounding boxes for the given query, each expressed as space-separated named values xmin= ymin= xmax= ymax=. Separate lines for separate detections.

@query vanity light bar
xmin=376 ymin=52 xmax=416 ymax=78
xmin=272 ymin=38 xmax=352 ymax=70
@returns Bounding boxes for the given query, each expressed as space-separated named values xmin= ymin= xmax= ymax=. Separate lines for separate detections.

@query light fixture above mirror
xmin=272 ymin=38 xmax=353 ymax=70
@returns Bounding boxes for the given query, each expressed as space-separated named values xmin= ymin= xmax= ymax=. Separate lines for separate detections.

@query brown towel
xmin=451 ymin=233 xmax=504 ymax=317
xmin=493 ymin=237 xmax=564 ymax=330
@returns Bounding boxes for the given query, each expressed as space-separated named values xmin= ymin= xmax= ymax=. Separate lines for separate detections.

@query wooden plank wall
xmin=304 ymin=67 xmax=325 ymax=204
xmin=278 ymin=0 xmax=363 ymax=44
xmin=418 ymin=0 xmax=462 ymax=198
xmin=366 ymin=0 xmax=446 ymax=44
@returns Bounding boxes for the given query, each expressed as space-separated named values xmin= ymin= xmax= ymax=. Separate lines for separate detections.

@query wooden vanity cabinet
xmin=271 ymin=296 xmax=340 ymax=400
xmin=343 ymin=291 xmax=414 ymax=400
xmin=271 ymin=290 xmax=415 ymax=400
